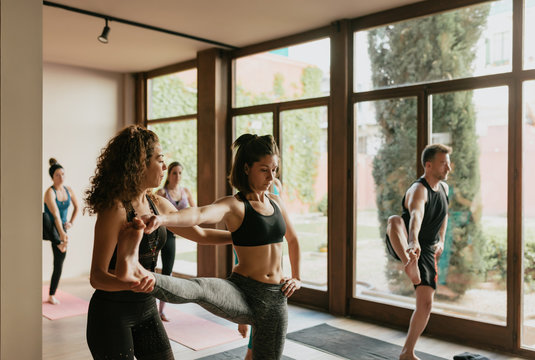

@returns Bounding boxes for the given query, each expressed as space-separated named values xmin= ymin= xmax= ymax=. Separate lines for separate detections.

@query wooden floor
xmin=43 ymin=276 xmax=526 ymax=360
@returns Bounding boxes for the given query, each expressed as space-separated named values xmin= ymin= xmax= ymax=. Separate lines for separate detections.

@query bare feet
xmin=116 ymin=218 xmax=148 ymax=283
xmin=404 ymin=253 xmax=421 ymax=285
xmin=160 ymin=312 xmax=170 ymax=322
xmin=57 ymin=242 xmax=67 ymax=253
xmin=47 ymin=295 xmax=60 ymax=305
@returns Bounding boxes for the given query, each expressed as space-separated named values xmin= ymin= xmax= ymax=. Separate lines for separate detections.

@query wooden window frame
xmin=350 ymin=0 xmax=533 ymax=357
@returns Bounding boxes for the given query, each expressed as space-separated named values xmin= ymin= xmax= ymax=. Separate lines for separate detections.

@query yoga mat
xmin=197 ymin=345 xmax=294 ymax=360
xmin=42 ymin=286 xmax=89 ymax=320
xmin=162 ymin=307 xmax=243 ymax=351
xmin=286 ymin=323 xmax=448 ymax=360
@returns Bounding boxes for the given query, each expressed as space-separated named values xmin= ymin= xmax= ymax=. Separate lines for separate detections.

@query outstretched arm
xmin=154 ymin=195 xmax=232 ymax=245
xmin=171 ymin=226 xmax=232 ymax=245
xmin=144 ymin=195 xmax=232 ymax=233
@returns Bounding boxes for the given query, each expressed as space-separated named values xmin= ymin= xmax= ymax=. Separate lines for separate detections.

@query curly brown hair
xmin=84 ymin=125 xmax=159 ymax=214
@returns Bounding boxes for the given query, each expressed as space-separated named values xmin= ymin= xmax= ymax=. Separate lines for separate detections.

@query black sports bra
xmin=231 ymin=192 xmax=286 ymax=247
xmin=108 ymin=196 xmax=167 ymax=272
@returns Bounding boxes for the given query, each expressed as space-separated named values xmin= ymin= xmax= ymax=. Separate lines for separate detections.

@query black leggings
xmin=49 ymin=242 xmax=66 ymax=296
xmin=86 ymin=290 xmax=174 ymax=360
xmin=160 ymin=230 xmax=176 ymax=276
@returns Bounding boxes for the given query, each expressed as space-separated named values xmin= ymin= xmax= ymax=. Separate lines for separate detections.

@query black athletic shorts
xmin=385 ymin=234 xmax=438 ymax=290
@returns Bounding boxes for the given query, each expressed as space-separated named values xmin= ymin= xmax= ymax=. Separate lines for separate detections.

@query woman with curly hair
xmin=115 ymin=134 xmax=301 ymax=360
xmin=85 ymin=125 xmax=231 ymax=360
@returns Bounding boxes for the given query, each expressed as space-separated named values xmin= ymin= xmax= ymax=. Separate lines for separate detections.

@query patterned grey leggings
xmin=152 ymin=272 xmax=288 ymax=360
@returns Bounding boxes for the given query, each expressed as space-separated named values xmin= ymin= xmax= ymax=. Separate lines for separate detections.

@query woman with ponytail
xmin=115 ymin=133 xmax=301 ymax=360
xmin=44 ymin=158 xmax=79 ymax=304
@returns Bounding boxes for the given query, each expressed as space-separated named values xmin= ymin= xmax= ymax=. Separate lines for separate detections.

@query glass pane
xmin=147 ymin=68 xmax=197 ymax=119
xmin=354 ymin=0 xmax=512 ymax=92
xmin=525 ymin=0 xmax=535 ymax=70
xmin=281 ymin=106 xmax=328 ymax=290
xmin=523 ymin=80 xmax=535 ymax=349
xmin=234 ymin=113 xmax=273 ymax=138
xmin=148 ymin=120 xmax=198 ymax=276
xmin=234 ymin=38 xmax=330 ymax=107
xmin=431 ymin=87 xmax=508 ymax=324
xmin=354 ymin=97 xmax=417 ymax=299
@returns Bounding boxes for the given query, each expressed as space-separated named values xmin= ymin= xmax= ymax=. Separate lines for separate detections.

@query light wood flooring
xmin=43 ymin=277 xmax=526 ymax=360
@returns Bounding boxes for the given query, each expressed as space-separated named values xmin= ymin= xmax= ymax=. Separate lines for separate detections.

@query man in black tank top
xmin=385 ymin=144 xmax=451 ymax=360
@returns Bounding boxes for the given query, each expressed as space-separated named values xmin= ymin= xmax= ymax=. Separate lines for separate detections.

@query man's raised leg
xmin=386 ymin=215 xmax=421 ymax=285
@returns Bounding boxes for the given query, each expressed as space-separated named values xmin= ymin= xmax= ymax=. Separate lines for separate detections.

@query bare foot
xmin=116 ymin=218 xmax=146 ymax=282
xmin=404 ymin=255 xmax=421 ymax=285
xmin=400 ymin=349 xmax=420 ymax=360
xmin=48 ymin=295 xmax=60 ymax=305
xmin=160 ymin=312 xmax=170 ymax=322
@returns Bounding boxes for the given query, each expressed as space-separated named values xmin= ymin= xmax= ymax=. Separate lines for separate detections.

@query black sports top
xmin=231 ymin=192 xmax=286 ymax=247
xmin=108 ymin=196 xmax=167 ymax=272
xmin=401 ymin=177 xmax=449 ymax=248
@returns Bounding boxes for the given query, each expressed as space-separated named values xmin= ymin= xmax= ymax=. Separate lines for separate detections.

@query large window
xmin=146 ymin=68 xmax=198 ymax=277
xmin=281 ymin=106 xmax=328 ymax=290
xmin=431 ymin=87 xmax=508 ymax=324
xmin=351 ymin=0 xmax=535 ymax=354
xmin=354 ymin=97 xmax=417 ymax=301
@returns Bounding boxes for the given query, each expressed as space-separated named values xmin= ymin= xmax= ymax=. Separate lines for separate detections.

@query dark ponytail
xmin=228 ymin=134 xmax=279 ymax=193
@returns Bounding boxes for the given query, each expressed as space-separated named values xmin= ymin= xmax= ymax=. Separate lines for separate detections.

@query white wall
xmin=42 ymin=62 xmax=134 ymax=281
xmin=1 ymin=0 xmax=42 ymax=358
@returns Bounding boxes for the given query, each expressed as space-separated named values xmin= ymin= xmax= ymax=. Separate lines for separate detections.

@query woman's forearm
xmin=89 ymin=269 xmax=133 ymax=292
xmin=287 ymin=240 xmax=301 ymax=280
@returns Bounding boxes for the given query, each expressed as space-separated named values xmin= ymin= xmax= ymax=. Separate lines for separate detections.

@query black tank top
xmin=231 ymin=192 xmax=286 ymax=247
xmin=401 ymin=177 xmax=449 ymax=248
xmin=108 ymin=196 xmax=167 ymax=272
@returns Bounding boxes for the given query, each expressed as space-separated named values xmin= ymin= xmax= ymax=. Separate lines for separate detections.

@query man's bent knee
xmin=387 ymin=215 xmax=403 ymax=234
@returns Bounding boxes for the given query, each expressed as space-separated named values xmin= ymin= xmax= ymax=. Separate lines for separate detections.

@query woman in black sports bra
xmin=115 ymin=133 xmax=301 ymax=360
xmin=84 ymin=125 xmax=231 ymax=360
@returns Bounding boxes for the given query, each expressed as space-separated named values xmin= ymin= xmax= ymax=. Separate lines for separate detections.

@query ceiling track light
xmin=98 ymin=18 xmax=110 ymax=44
xmin=43 ymin=1 xmax=238 ymax=50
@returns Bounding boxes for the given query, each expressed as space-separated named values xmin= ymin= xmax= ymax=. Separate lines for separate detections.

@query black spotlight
xmin=98 ymin=18 xmax=110 ymax=44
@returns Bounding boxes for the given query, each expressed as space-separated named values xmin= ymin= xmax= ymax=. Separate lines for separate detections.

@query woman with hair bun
xmin=115 ymin=133 xmax=301 ymax=360
xmin=44 ymin=158 xmax=79 ymax=305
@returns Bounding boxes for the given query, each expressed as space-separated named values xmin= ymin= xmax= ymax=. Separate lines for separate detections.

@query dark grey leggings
xmin=152 ymin=272 xmax=288 ymax=360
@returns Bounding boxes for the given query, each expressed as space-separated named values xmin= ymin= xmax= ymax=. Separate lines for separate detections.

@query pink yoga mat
xmin=42 ymin=286 xmax=89 ymax=320
xmin=162 ymin=307 xmax=243 ymax=350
